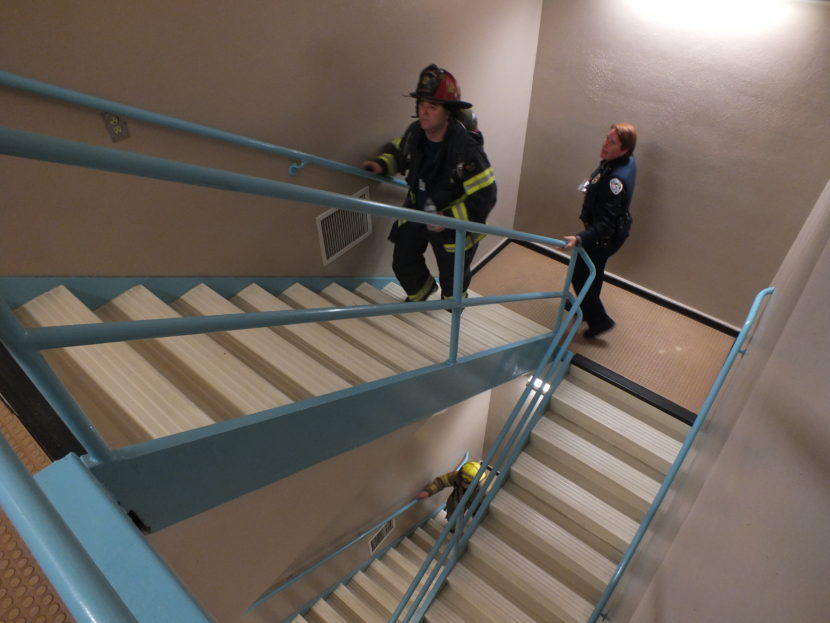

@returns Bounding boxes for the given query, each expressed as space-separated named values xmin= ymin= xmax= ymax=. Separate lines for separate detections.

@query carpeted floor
xmin=471 ymin=242 xmax=735 ymax=414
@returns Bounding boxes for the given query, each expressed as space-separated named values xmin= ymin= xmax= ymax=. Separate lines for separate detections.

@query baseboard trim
xmin=498 ymin=239 xmax=738 ymax=337
xmin=570 ymin=353 xmax=697 ymax=427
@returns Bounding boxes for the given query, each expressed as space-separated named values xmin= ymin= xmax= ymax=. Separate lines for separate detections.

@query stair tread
xmin=348 ymin=570 xmax=398 ymax=616
xmin=365 ymin=558 xmax=409 ymax=597
xmin=467 ymin=289 xmax=552 ymax=338
xmin=96 ymin=285 xmax=291 ymax=420
xmin=321 ymin=283 xmax=447 ymax=363
xmin=443 ymin=561 xmax=537 ymax=623
xmin=488 ymin=489 xmax=615 ymax=593
xmin=424 ymin=595 xmax=466 ymax=623
xmin=381 ymin=283 xmax=510 ymax=351
xmin=307 ymin=597 xmax=348 ymax=623
xmin=356 ymin=283 xmax=485 ymax=355
xmin=554 ymin=378 xmax=682 ymax=472
xmin=532 ymin=416 xmax=660 ymax=509
xmin=330 ymin=584 xmax=385 ymax=623
xmin=232 ymin=283 xmax=395 ymax=384
xmin=281 ymin=283 xmax=433 ymax=372
xmin=567 ymin=367 xmax=691 ymax=441
xmin=14 ymin=286 xmax=215 ymax=446
xmin=465 ymin=289 xmax=550 ymax=342
xmin=511 ymin=452 xmax=638 ymax=552
xmin=173 ymin=283 xmax=351 ymax=400
xmin=469 ymin=526 xmax=594 ymax=623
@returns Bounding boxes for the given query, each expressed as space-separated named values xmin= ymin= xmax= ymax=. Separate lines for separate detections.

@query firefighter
xmin=416 ymin=460 xmax=488 ymax=520
xmin=361 ymin=64 xmax=497 ymax=304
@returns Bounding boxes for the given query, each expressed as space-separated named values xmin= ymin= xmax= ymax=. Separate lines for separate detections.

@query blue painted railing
xmin=0 ymin=70 xmax=406 ymax=187
xmin=0 ymin=435 xmax=140 ymax=623
xmin=256 ymin=452 xmax=469 ymax=618
xmin=0 ymin=125 xmax=589 ymax=463
xmin=391 ymin=308 xmax=585 ymax=621
xmin=587 ymin=286 xmax=775 ymax=623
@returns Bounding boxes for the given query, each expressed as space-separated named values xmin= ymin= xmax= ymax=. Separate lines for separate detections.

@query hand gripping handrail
xmin=0 ymin=70 xmax=406 ymax=187
xmin=587 ymin=286 xmax=775 ymax=623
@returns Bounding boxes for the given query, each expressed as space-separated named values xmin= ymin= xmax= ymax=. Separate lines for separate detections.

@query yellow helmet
xmin=459 ymin=461 xmax=483 ymax=485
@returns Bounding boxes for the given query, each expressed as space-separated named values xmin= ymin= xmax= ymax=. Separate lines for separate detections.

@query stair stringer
xmin=88 ymin=335 xmax=552 ymax=533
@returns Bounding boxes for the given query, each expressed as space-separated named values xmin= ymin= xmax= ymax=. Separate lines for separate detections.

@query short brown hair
xmin=612 ymin=123 xmax=637 ymax=155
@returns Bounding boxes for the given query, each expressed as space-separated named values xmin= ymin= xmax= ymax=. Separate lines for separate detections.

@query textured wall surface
xmin=518 ymin=0 xmax=830 ymax=325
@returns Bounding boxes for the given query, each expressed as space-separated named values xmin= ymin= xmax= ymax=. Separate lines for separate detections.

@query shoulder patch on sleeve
xmin=609 ymin=177 xmax=624 ymax=195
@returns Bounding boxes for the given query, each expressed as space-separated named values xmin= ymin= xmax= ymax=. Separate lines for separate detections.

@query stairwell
xmin=293 ymin=366 xmax=688 ymax=622
xmin=7 ymin=279 xmax=689 ymax=622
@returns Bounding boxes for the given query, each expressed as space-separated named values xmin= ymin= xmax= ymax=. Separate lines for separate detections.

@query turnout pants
xmin=391 ymin=222 xmax=477 ymax=301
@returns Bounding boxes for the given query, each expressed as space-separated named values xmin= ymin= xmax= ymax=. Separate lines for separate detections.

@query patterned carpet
xmin=471 ymin=242 xmax=735 ymax=414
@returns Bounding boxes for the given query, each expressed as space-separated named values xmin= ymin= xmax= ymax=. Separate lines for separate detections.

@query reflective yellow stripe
xmin=407 ymin=276 xmax=437 ymax=302
xmin=443 ymin=232 xmax=485 ymax=252
xmin=378 ymin=153 xmax=397 ymax=175
xmin=463 ymin=167 xmax=495 ymax=195
xmin=450 ymin=200 xmax=469 ymax=221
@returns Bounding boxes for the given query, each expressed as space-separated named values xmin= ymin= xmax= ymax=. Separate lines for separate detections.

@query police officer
xmin=564 ymin=124 xmax=637 ymax=339
xmin=361 ymin=65 xmax=497 ymax=303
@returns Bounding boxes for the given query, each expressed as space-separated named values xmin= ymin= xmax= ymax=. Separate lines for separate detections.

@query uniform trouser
xmin=392 ymin=222 xmax=478 ymax=300
xmin=571 ymin=236 xmax=626 ymax=329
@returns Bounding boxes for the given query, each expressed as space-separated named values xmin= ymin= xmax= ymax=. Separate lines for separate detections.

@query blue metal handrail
xmin=248 ymin=499 xmax=421 ymax=613
xmin=0 ymin=70 xmax=406 ymax=187
xmin=587 ymin=286 xmax=775 ymax=623
xmin=255 ymin=452 xmax=469 ymax=617
xmin=0 ymin=435 xmax=139 ymax=623
xmin=0 ymin=124 xmax=595 ymax=622
xmin=0 ymin=126 xmax=583 ymax=463
xmin=391 ymin=260 xmax=592 ymax=622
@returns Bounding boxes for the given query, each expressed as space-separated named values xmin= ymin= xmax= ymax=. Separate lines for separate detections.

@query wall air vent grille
xmin=369 ymin=519 xmax=394 ymax=555
xmin=316 ymin=187 xmax=372 ymax=265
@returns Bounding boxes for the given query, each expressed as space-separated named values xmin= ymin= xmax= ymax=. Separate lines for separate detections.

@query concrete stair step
xmin=172 ymin=283 xmax=352 ymax=401
xmin=14 ymin=285 xmax=215 ymax=447
xmin=487 ymin=488 xmax=615 ymax=601
xmin=328 ymin=583 xmax=385 ymax=623
xmin=382 ymin=283 xmax=508 ymax=351
xmin=346 ymin=571 xmax=398 ymax=618
xmin=467 ymin=289 xmax=552 ymax=339
xmin=567 ymin=366 xmax=691 ymax=442
xmin=510 ymin=451 xmax=638 ymax=554
xmin=465 ymin=289 xmax=550 ymax=343
xmin=438 ymin=561 xmax=536 ymax=623
xmin=280 ymin=283 xmax=433 ymax=373
xmin=231 ymin=283 xmax=395 ymax=385
xmin=355 ymin=282 xmax=485 ymax=355
xmin=305 ymin=597 xmax=348 ymax=623
xmin=320 ymin=283 xmax=447 ymax=363
xmin=467 ymin=525 xmax=594 ymax=623
xmin=530 ymin=415 xmax=660 ymax=518
xmin=553 ymin=377 xmax=682 ymax=473
xmin=96 ymin=285 xmax=290 ymax=421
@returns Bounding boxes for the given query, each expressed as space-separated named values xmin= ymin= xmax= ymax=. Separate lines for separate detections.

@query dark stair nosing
xmin=569 ymin=353 xmax=697 ymax=427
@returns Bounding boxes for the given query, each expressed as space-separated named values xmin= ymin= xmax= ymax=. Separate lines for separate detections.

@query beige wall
xmin=148 ymin=393 xmax=491 ymax=622
xmin=518 ymin=0 xmax=830 ymax=326
xmin=609 ymin=178 xmax=830 ymax=622
xmin=0 ymin=0 xmax=541 ymax=277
